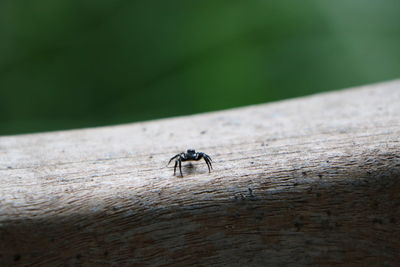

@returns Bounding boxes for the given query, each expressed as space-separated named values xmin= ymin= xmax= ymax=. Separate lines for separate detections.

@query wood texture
xmin=1 ymin=80 xmax=400 ymax=266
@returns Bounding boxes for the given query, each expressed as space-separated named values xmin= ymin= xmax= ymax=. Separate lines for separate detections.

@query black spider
xmin=168 ymin=149 xmax=212 ymax=176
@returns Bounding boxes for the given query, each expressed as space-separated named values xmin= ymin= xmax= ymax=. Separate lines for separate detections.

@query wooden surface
xmin=1 ymin=80 xmax=400 ymax=266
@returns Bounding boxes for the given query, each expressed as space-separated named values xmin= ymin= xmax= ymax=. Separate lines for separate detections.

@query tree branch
xmin=1 ymin=80 xmax=400 ymax=265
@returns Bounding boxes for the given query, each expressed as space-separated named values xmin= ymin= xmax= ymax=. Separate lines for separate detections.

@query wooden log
xmin=1 ymin=80 xmax=400 ymax=266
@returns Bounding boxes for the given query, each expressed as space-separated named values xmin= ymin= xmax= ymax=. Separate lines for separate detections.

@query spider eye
xmin=187 ymin=149 xmax=195 ymax=154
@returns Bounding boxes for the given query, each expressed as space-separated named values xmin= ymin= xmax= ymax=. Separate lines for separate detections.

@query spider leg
xmin=173 ymin=161 xmax=178 ymax=175
xmin=202 ymin=155 xmax=212 ymax=172
xmin=168 ymin=154 xmax=180 ymax=166
xmin=205 ymin=154 xmax=213 ymax=169
xmin=178 ymin=159 xmax=183 ymax=176
xmin=202 ymin=153 xmax=212 ymax=168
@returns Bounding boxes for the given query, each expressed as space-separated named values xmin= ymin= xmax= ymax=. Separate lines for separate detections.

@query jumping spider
xmin=168 ymin=149 xmax=212 ymax=176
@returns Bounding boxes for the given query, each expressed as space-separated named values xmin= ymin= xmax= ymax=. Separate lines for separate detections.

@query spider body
xmin=168 ymin=149 xmax=212 ymax=176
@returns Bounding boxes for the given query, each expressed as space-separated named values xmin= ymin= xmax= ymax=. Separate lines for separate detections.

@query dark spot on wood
xmin=294 ymin=221 xmax=303 ymax=231
xmin=200 ymin=130 xmax=207 ymax=134
xmin=14 ymin=254 xmax=21 ymax=261
xmin=248 ymin=188 xmax=254 ymax=198
xmin=321 ymin=219 xmax=335 ymax=231
xmin=255 ymin=212 xmax=264 ymax=220
xmin=142 ymin=127 xmax=146 ymax=132
xmin=372 ymin=218 xmax=383 ymax=224
xmin=149 ymin=155 xmax=153 ymax=159
xmin=293 ymin=182 xmax=299 ymax=186
xmin=318 ymin=174 xmax=323 ymax=178
xmin=326 ymin=160 xmax=330 ymax=163
xmin=250 ymin=161 xmax=254 ymax=164
xmin=234 ymin=193 xmax=246 ymax=201
xmin=390 ymin=217 xmax=396 ymax=224
xmin=316 ymin=192 xmax=321 ymax=198
xmin=76 ymin=254 xmax=82 ymax=259
xmin=302 ymin=171 xmax=307 ymax=176
xmin=104 ymin=251 xmax=109 ymax=257
xmin=326 ymin=210 xmax=331 ymax=216
xmin=7 ymin=166 xmax=12 ymax=169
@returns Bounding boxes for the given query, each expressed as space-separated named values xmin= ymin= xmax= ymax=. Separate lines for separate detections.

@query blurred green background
xmin=1 ymin=0 xmax=399 ymax=135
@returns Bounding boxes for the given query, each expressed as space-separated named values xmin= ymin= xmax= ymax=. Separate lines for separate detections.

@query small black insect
xmin=168 ymin=149 xmax=212 ymax=176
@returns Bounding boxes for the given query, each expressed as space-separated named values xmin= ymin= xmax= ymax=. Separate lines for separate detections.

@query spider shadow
xmin=178 ymin=162 xmax=208 ymax=177
xmin=182 ymin=162 xmax=196 ymax=176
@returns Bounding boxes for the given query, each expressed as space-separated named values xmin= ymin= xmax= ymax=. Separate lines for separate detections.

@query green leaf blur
xmin=1 ymin=0 xmax=399 ymax=135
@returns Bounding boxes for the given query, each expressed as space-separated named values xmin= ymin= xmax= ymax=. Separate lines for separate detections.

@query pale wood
xmin=1 ymin=80 xmax=400 ymax=266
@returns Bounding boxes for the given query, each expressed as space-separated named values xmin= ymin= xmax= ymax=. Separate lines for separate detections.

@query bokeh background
xmin=1 ymin=0 xmax=399 ymax=135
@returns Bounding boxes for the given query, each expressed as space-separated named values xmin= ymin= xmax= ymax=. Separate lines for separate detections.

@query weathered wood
xmin=1 ymin=80 xmax=400 ymax=266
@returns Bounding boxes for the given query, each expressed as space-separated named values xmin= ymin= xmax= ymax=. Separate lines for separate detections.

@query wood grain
xmin=1 ymin=80 xmax=400 ymax=266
